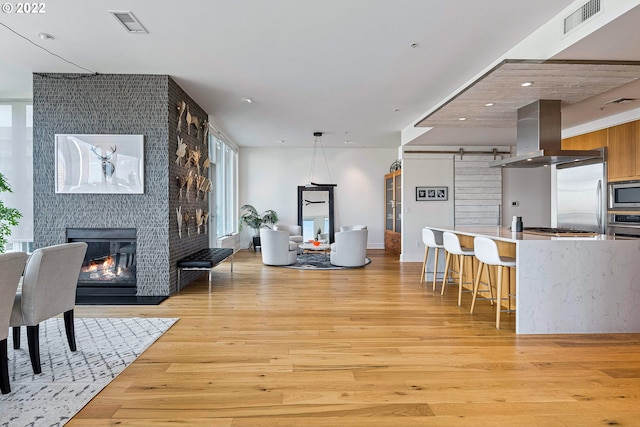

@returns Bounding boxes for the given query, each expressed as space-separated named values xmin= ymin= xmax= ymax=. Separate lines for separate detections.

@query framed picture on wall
xmin=416 ymin=186 xmax=448 ymax=201
xmin=55 ymin=134 xmax=144 ymax=194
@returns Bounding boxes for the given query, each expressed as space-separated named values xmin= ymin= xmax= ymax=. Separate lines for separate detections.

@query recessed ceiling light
xmin=485 ymin=102 xmax=494 ymax=107
xmin=278 ymin=140 xmax=284 ymax=144
xmin=526 ymin=158 xmax=533 ymax=162
xmin=243 ymin=98 xmax=253 ymax=104
xmin=458 ymin=117 xmax=466 ymax=121
xmin=344 ymin=140 xmax=352 ymax=144
xmin=394 ymin=108 xmax=401 ymax=112
xmin=521 ymin=82 xmax=533 ymax=87
xmin=37 ymin=32 xmax=54 ymax=40
xmin=410 ymin=43 xmax=418 ymax=48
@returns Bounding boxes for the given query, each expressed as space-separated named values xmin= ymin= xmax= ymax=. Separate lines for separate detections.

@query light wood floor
xmin=70 ymin=249 xmax=640 ymax=426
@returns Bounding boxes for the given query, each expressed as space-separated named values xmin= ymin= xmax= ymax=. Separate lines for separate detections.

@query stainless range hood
xmin=490 ymin=100 xmax=604 ymax=168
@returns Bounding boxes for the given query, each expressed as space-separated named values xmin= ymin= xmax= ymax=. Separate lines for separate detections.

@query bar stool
xmin=420 ymin=228 xmax=445 ymax=291
xmin=471 ymin=236 xmax=516 ymax=329
xmin=441 ymin=232 xmax=475 ymax=306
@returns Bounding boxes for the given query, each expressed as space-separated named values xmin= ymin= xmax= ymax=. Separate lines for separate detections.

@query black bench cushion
xmin=177 ymin=248 xmax=233 ymax=268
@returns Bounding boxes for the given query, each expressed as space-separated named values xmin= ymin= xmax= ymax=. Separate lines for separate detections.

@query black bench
xmin=177 ymin=248 xmax=234 ymax=293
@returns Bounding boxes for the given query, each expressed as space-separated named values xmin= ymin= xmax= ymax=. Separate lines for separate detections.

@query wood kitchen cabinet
xmin=384 ymin=170 xmax=401 ymax=254
xmin=561 ymin=128 xmax=607 ymax=150
xmin=562 ymin=120 xmax=640 ymax=182
xmin=607 ymin=121 xmax=637 ymax=181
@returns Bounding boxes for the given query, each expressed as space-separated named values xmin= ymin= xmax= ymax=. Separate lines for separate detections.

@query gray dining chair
xmin=0 ymin=251 xmax=28 ymax=394
xmin=10 ymin=242 xmax=87 ymax=374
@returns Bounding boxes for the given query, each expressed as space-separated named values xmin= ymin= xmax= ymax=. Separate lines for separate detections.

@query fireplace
xmin=67 ymin=228 xmax=137 ymax=296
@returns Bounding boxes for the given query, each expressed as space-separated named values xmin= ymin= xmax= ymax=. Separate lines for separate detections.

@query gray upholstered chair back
xmin=0 ymin=252 xmax=27 ymax=341
xmin=11 ymin=242 xmax=87 ymax=326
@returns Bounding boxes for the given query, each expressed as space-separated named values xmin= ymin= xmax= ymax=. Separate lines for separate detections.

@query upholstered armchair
xmin=10 ymin=242 xmax=88 ymax=374
xmin=339 ymin=224 xmax=367 ymax=232
xmin=330 ymin=229 xmax=368 ymax=267
xmin=0 ymin=252 xmax=28 ymax=394
xmin=260 ymin=229 xmax=298 ymax=266
xmin=273 ymin=223 xmax=303 ymax=243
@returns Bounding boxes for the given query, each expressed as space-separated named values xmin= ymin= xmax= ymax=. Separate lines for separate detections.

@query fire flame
xmin=82 ymin=255 xmax=119 ymax=279
xmin=84 ymin=260 xmax=98 ymax=272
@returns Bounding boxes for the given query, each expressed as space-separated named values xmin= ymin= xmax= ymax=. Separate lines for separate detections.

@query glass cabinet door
xmin=394 ymin=175 xmax=401 ymax=233
xmin=385 ymin=176 xmax=393 ymax=231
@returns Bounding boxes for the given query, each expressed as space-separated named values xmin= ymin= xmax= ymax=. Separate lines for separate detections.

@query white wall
xmin=239 ymin=147 xmax=397 ymax=249
xmin=401 ymin=152 xmax=455 ymax=262
xmin=502 ymin=167 xmax=552 ymax=228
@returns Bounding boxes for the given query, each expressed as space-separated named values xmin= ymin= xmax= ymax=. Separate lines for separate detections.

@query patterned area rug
xmin=0 ymin=317 xmax=178 ymax=427
xmin=283 ymin=253 xmax=372 ymax=270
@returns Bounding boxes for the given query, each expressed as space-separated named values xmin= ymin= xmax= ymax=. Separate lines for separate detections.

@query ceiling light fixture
xmin=521 ymin=81 xmax=533 ymax=87
xmin=307 ymin=132 xmax=334 ymax=187
xmin=243 ymin=98 xmax=253 ymax=104
xmin=344 ymin=140 xmax=352 ymax=144
xmin=485 ymin=102 xmax=494 ymax=107
xmin=459 ymin=117 xmax=466 ymax=121
xmin=37 ymin=32 xmax=54 ymax=40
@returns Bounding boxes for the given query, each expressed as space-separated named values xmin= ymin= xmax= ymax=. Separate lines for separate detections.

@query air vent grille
xmin=604 ymin=97 xmax=637 ymax=106
xmin=563 ymin=0 xmax=601 ymax=34
xmin=109 ymin=11 xmax=148 ymax=34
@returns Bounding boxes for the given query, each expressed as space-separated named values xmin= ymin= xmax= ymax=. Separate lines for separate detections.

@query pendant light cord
xmin=308 ymin=133 xmax=333 ymax=185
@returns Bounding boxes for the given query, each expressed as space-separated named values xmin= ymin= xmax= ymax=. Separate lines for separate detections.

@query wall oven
xmin=608 ymin=213 xmax=640 ymax=238
xmin=609 ymin=181 xmax=640 ymax=209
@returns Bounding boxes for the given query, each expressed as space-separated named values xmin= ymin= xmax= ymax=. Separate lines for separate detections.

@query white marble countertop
xmin=423 ymin=224 xmax=640 ymax=334
xmin=425 ymin=225 xmax=619 ymax=243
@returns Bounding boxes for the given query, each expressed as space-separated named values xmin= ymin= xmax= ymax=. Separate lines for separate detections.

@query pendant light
xmin=307 ymin=132 xmax=336 ymax=187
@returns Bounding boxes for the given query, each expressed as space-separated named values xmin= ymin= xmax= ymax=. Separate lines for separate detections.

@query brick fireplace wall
xmin=33 ymin=73 xmax=209 ymax=295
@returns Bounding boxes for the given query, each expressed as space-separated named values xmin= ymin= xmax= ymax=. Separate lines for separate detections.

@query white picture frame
xmin=55 ymin=134 xmax=144 ymax=194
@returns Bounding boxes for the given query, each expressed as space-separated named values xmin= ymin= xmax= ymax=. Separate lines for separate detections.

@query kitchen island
xmin=426 ymin=226 xmax=640 ymax=334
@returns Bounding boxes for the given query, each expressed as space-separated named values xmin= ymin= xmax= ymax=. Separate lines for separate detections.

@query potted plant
xmin=239 ymin=204 xmax=278 ymax=251
xmin=0 ymin=172 xmax=22 ymax=253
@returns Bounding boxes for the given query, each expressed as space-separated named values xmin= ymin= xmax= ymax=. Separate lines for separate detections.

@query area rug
xmin=0 ymin=317 xmax=178 ymax=427
xmin=283 ymin=252 xmax=371 ymax=270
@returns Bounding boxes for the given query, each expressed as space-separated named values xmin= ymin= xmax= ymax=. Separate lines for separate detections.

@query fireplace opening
xmin=67 ymin=228 xmax=137 ymax=296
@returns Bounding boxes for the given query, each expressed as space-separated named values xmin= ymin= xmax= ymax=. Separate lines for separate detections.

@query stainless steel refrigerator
xmin=555 ymin=161 xmax=607 ymax=233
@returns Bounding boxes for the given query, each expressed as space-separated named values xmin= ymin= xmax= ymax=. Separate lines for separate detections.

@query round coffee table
xmin=298 ymin=242 xmax=331 ymax=259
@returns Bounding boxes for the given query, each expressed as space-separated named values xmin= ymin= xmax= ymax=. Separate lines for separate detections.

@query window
xmin=0 ymin=100 xmax=33 ymax=252
xmin=209 ymin=132 xmax=238 ymax=243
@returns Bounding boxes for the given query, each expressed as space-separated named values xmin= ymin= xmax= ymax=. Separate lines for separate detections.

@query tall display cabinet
xmin=384 ymin=170 xmax=401 ymax=254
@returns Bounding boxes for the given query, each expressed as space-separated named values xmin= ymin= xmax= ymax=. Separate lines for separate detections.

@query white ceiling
xmin=1 ymin=0 xmax=638 ymax=148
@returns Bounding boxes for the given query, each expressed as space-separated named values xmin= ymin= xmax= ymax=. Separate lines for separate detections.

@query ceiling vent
xmin=604 ymin=97 xmax=637 ymax=106
xmin=563 ymin=0 xmax=602 ymax=35
xmin=109 ymin=11 xmax=148 ymax=34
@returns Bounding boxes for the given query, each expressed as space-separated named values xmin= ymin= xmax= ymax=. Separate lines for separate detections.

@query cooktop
xmin=522 ymin=227 xmax=598 ymax=236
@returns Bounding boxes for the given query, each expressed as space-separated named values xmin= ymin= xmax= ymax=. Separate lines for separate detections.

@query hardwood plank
xmin=64 ymin=249 xmax=640 ymax=425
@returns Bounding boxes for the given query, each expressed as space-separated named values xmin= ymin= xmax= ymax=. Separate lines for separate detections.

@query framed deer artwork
xmin=55 ymin=134 xmax=144 ymax=194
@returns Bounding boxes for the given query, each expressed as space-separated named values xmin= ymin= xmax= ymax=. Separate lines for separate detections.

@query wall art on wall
xmin=55 ymin=134 xmax=144 ymax=194
xmin=416 ymin=186 xmax=448 ymax=201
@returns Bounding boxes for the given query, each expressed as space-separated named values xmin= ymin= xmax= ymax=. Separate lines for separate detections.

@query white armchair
xmin=260 ymin=229 xmax=298 ymax=266
xmin=273 ymin=223 xmax=303 ymax=243
xmin=339 ymin=224 xmax=367 ymax=232
xmin=330 ymin=229 xmax=368 ymax=267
